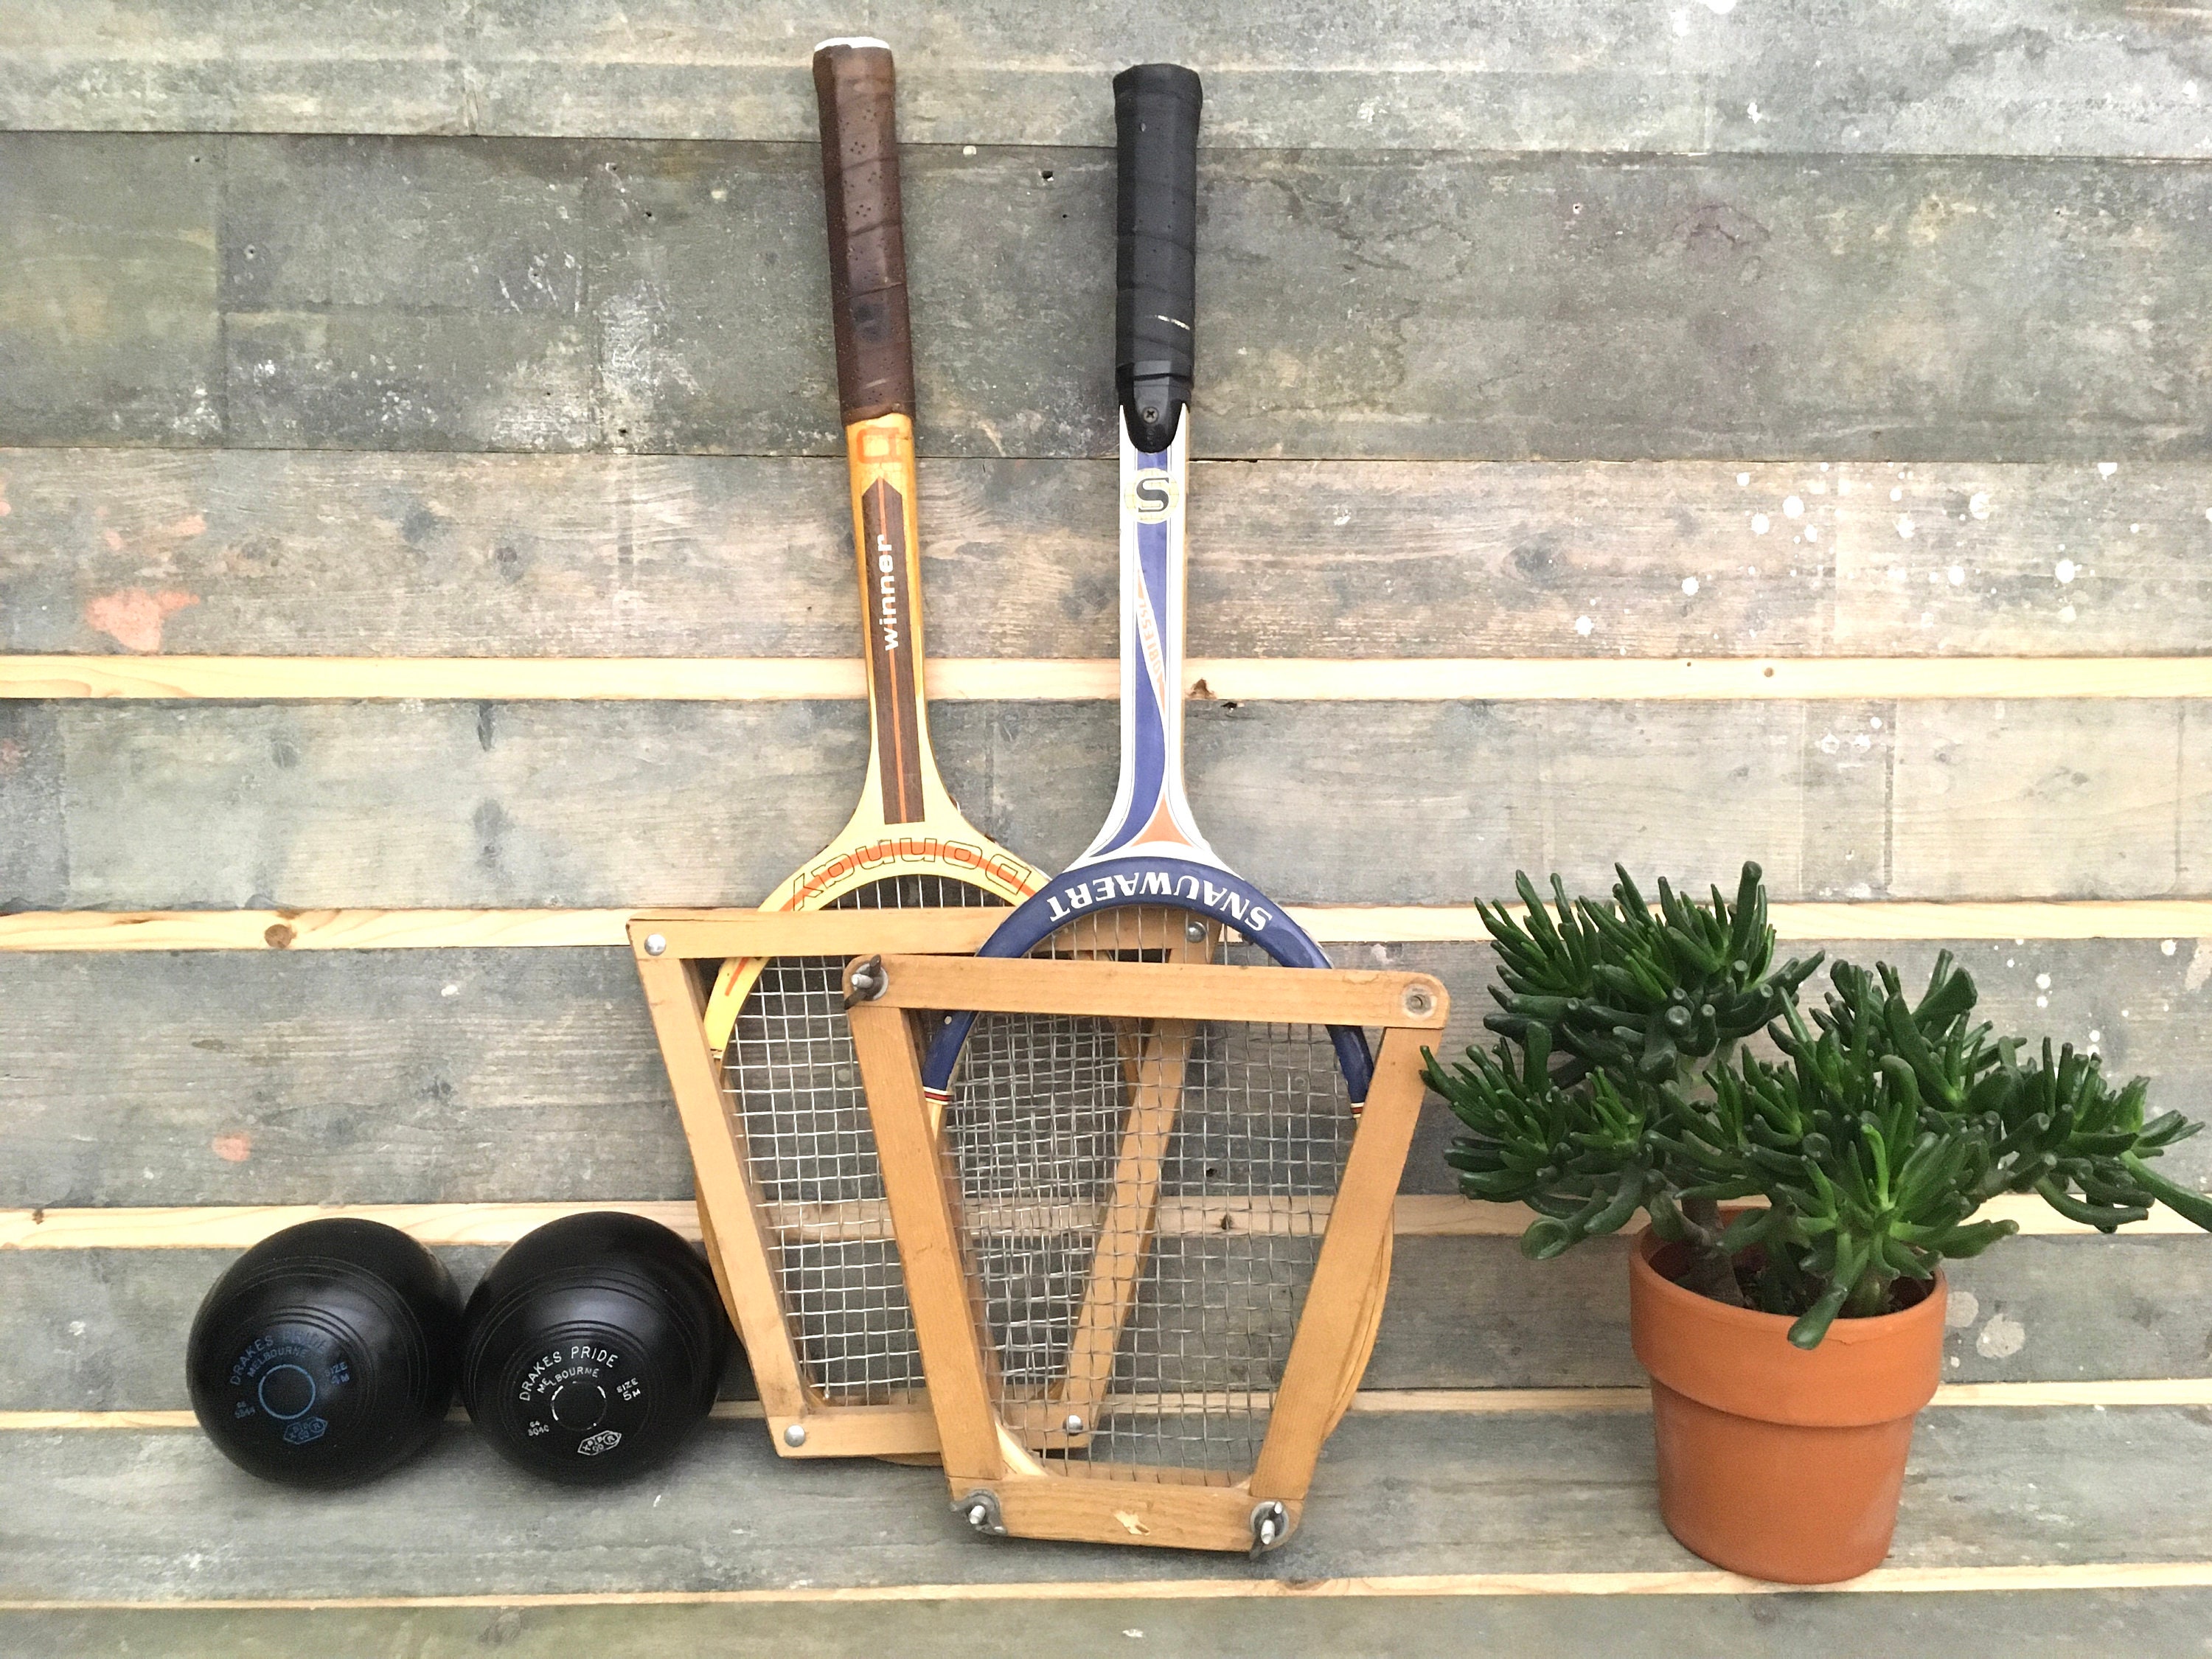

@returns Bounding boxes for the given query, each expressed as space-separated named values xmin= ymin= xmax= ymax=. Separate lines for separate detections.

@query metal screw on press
xmin=844 ymin=954 xmax=888 ymax=1007
xmin=958 ymin=1492 xmax=1006 ymax=1537
xmin=1250 ymin=1500 xmax=1290 ymax=1557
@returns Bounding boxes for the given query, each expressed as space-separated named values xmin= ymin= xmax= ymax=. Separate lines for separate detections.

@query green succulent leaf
xmin=1520 ymin=1217 xmax=1576 ymax=1260
xmin=2121 ymin=1155 xmax=2212 ymax=1231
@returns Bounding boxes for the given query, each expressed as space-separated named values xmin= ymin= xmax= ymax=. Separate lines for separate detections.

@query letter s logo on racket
xmin=1126 ymin=473 xmax=1178 ymax=521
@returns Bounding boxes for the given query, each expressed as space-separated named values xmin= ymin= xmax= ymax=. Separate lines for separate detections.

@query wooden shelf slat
xmin=5 ymin=1194 xmax=2197 ymax=1251
xmin=7 ymin=1560 xmax=2212 ymax=1610
xmin=10 ymin=1377 xmax=2212 ymax=1436
xmin=7 ymin=900 xmax=2212 ymax=953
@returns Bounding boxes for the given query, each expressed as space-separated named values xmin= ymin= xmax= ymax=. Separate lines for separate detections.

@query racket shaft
xmin=847 ymin=414 xmax=930 ymax=820
xmin=1087 ymin=425 xmax=1203 ymax=863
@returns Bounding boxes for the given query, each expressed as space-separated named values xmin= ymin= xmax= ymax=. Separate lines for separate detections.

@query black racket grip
xmin=1113 ymin=63 xmax=1202 ymax=453
xmin=814 ymin=38 xmax=914 ymax=423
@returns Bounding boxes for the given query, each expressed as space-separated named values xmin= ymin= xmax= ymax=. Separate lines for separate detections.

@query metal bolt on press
xmin=957 ymin=1491 xmax=1006 ymax=1537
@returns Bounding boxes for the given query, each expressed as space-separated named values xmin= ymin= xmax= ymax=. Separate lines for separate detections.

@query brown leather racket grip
xmin=814 ymin=39 xmax=914 ymax=423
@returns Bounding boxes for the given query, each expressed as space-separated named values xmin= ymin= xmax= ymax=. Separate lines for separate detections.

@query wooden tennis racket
xmin=691 ymin=38 xmax=1046 ymax=1426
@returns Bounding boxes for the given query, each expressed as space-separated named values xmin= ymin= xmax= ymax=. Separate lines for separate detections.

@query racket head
xmin=919 ymin=858 xmax=1376 ymax=1102
xmin=705 ymin=812 xmax=1040 ymax=1044
xmin=716 ymin=869 xmax=1016 ymax=1406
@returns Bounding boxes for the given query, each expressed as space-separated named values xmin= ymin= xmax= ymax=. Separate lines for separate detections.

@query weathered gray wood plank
xmin=7 ymin=697 xmax=2209 ymax=910
xmin=7 ymin=137 xmax=2212 ymax=461
xmin=8 ymin=938 xmax=2203 ymax=1212
xmin=0 ymin=1244 xmax=501 ymax=1413
xmin=0 ymin=136 xmax=221 ymax=447
xmin=8 ymin=1229 xmax=2205 ymax=1413
xmin=4 ymin=1407 xmax=2210 ymax=1599
xmin=4 ymin=2 xmax=2210 ymax=159
xmin=7 ymin=449 xmax=2210 ymax=659
xmin=0 ymin=703 xmax=66 ymax=902
xmin=1890 ymin=700 xmax=2197 ymax=899
xmin=14 ymin=1588 xmax=2212 ymax=1659
xmin=2184 ymin=706 xmax=2212 ymax=896
xmin=1365 ymin=1234 xmax=2212 ymax=1391
xmin=0 ymin=949 xmax=690 ymax=1209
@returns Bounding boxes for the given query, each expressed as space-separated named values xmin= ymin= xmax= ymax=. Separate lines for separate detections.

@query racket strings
xmin=939 ymin=911 xmax=1357 ymax=1481
xmin=721 ymin=873 xmax=1001 ymax=1405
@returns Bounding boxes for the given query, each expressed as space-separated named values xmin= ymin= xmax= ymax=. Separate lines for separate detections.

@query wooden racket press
xmin=844 ymin=949 xmax=1446 ymax=1552
xmin=630 ymin=910 xmax=1001 ymax=1458
xmin=631 ymin=907 xmax=1228 ymax=1461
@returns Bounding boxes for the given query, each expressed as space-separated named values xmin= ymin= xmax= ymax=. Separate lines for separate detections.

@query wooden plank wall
xmin=4 ymin=2 xmax=2212 ymax=1646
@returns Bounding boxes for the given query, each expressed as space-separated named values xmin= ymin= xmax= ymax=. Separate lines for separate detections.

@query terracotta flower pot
xmin=1628 ymin=1230 xmax=1945 ymax=1585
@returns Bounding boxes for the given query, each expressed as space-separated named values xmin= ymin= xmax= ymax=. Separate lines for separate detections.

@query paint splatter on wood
xmin=83 ymin=589 xmax=198 ymax=653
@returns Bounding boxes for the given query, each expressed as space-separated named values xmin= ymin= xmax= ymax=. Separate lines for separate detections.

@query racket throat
xmin=849 ymin=414 xmax=933 ymax=827
xmin=1085 ymin=419 xmax=1219 ymax=867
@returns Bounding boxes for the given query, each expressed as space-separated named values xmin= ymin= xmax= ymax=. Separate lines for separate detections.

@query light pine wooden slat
xmin=10 ymin=139 xmax=2212 ymax=460
xmin=7 ymin=1193 xmax=2197 ymax=1251
xmin=0 ymin=1403 xmax=766 ymax=1430
xmin=13 ymin=1562 xmax=2212 ymax=1610
xmin=1393 ymin=1193 xmax=2208 ymax=1239
xmin=2 ymin=1 xmax=2208 ymax=159
xmin=0 ymin=1411 xmax=201 ymax=1430
xmin=1919 ymin=1380 xmax=2212 ymax=1409
xmin=10 ymin=1379 xmax=2212 ymax=1433
xmin=0 ymin=1202 xmax=698 ymax=1250
xmin=0 ymin=908 xmax=639 ymax=950
xmin=8 ymin=655 xmax=2212 ymax=703
xmin=7 ymin=451 xmax=2208 ymax=662
xmin=0 ymin=658 xmax=876 ymax=700
xmin=7 ymin=900 xmax=2212 ymax=952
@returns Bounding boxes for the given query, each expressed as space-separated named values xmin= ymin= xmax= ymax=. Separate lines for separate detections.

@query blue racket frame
xmin=920 ymin=419 xmax=1375 ymax=1103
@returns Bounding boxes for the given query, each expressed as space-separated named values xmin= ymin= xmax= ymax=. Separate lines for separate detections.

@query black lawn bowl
xmin=186 ymin=1217 xmax=463 ymax=1489
xmin=460 ymin=1211 xmax=731 ymax=1484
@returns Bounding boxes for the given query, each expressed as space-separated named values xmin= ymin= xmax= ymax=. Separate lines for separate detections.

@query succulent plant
xmin=1426 ymin=863 xmax=2212 ymax=1346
